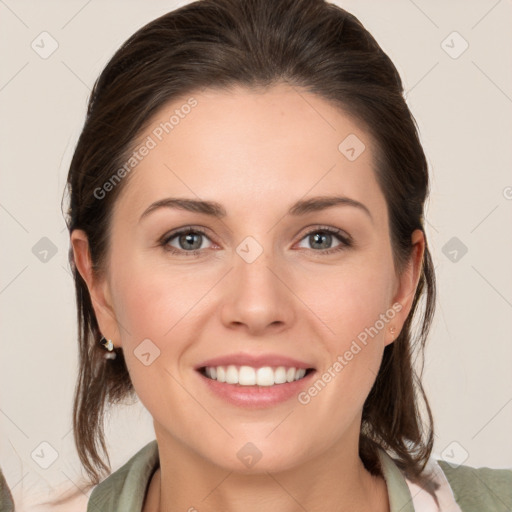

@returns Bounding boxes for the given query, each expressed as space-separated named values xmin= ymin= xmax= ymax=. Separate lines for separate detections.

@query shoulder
xmin=437 ymin=459 xmax=512 ymax=512
xmin=87 ymin=440 xmax=159 ymax=512
xmin=0 ymin=467 xmax=14 ymax=512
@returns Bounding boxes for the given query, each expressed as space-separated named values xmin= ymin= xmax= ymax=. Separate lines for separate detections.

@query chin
xmin=199 ymin=437 xmax=313 ymax=475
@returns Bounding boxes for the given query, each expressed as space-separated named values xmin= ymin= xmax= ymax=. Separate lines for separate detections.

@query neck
xmin=145 ymin=427 xmax=390 ymax=512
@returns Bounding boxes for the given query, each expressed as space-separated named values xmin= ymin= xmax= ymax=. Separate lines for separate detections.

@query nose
xmin=219 ymin=246 xmax=296 ymax=336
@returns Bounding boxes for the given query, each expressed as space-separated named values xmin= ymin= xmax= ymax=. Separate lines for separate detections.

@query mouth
xmin=199 ymin=365 xmax=315 ymax=387
xmin=194 ymin=353 xmax=317 ymax=407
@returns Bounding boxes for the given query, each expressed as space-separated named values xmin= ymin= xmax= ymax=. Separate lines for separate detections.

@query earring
xmin=389 ymin=326 xmax=397 ymax=337
xmin=100 ymin=336 xmax=117 ymax=359
xmin=100 ymin=336 xmax=114 ymax=351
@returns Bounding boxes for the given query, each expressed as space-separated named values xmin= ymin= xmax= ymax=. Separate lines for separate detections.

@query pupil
xmin=181 ymin=232 xmax=201 ymax=250
xmin=312 ymin=232 xmax=331 ymax=249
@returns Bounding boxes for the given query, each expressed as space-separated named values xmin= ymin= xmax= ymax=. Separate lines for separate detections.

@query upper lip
xmin=195 ymin=353 xmax=315 ymax=370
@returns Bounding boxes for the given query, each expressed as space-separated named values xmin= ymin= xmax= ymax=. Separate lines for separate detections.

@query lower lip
xmin=198 ymin=370 xmax=316 ymax=408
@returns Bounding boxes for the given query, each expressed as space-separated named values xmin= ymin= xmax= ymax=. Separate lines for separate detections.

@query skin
xmin=72 ymin=82 xmax=424 ymax=512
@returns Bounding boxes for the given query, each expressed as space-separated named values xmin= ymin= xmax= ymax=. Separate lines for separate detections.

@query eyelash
xmin=159 ymin=225 xmax=353 ymax=257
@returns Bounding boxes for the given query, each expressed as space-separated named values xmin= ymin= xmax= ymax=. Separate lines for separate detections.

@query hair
xmin=64 ymin=0 xmax=438 ymax=496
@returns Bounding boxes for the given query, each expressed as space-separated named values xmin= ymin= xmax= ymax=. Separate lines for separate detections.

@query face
xmin=74 ymin=83 xmax=423 ymax=473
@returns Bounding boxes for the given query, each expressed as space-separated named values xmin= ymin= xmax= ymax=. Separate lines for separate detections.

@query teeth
xmin=216 ymin=366 xmax=226 ymax=383
xmin=203 ymin=365 xmax=309 ymax=386
xmin=239 ymin=366 xmax=256 ymax=385
xmin=256 ymin=367 xmax=274 ymax=386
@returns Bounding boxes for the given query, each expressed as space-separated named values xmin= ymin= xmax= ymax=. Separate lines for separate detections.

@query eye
xmin=296 ymin=226 xmax=352 ymax=255
xmin=159 ymin=225 xmax=353 ymax=257
xmin=160 ymin=227 xmax=213 ymax=256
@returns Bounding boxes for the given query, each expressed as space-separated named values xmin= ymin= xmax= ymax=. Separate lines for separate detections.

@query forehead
xmin=113 ymin=83 xmax=387 ymax=224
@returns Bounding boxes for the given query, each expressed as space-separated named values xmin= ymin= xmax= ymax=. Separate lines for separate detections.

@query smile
xmin=200 ymin=365 xmax=312 ymax=386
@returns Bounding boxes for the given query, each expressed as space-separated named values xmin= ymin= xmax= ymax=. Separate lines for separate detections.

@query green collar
xmin=87 ymin=440 xmax=415 ymax=512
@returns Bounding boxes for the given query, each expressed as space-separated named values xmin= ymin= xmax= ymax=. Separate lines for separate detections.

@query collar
xmin=89 ymin=441 xmax=457 ymax=512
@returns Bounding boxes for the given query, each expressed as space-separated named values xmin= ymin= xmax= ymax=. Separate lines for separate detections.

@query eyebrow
xmin=139 ymin=195 xmax=373 ymax=223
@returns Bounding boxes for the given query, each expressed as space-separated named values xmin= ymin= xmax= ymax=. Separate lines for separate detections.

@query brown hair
xmin=65 ymin=0 xmax=437 ymax=493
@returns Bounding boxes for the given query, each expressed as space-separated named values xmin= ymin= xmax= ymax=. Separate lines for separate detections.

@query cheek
xmin=108 ymin=254 xmax=221 ymax=395
xmin=299 ymin=257 xmax=394 ymax=344
xmin=109 ymin=261 xmax=203 ymax=428
xmin=111 ymin=256 xmax=211 ymax=345
xmin=296 ymin=257 xmax=394 ymax=402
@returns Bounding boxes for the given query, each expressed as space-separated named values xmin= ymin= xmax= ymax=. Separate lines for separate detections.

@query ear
xmin=384 ymin=229 xmax=425 ymax=346
xmin=70 ymin=229 xmax=121 ymax=347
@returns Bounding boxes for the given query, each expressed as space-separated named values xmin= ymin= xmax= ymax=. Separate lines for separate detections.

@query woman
xmin=64 ymin=0 xmax=511 ymax=511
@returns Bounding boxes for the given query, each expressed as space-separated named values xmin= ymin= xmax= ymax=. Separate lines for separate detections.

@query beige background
xmin=1 ymin=0 xmax=511 ymax=509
